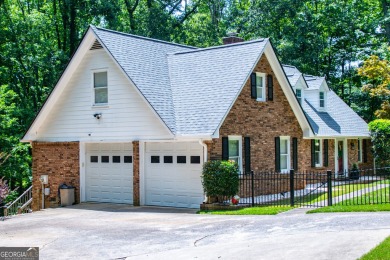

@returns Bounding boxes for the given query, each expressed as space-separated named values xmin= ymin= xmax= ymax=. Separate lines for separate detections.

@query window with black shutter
xmin=323 ymin=139 xmax=329 ymax=167
xmin=222 ymin=137 xmax=229 ymax=160
xmin=363 ymin=139 xmax=368 ymax=163
xmin=275 ymin=137 xmax=280 ymax=172
xmin=311 ymin=139 xmax=316 ymax=167
xmin=292 ymin=137 xmax=298 ymax=171
xmin=250 ymin=73 xmax=257 ymax=99
xmin=244 ymin=137 xmax=251 ymax=174
xmin=267 ymin=75 xmax=273 ymax=101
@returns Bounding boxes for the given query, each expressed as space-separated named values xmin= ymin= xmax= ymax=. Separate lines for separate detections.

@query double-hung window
xmin=280 ymin=136 xmax=290 ymax=173
xmin=256 ymin=72 xmax=266 ymax=101
xmin=94 ymin=71 xmax=108 ymax=105
xmin=319 ymin=91 xmax=325 ymax=109
xmin=296 ymin=89 xmax=302 ymax=104
xmin=314 ymin=139 xmax=322 ymax=167
xmin=228 ymin=136 xmax=242 ymax=173
xmin=358 ymin=139 xmax=362 ymax=162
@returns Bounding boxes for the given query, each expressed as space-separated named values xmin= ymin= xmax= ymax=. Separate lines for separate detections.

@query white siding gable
xmin=35 ymin=49 xmax=172 ymax=141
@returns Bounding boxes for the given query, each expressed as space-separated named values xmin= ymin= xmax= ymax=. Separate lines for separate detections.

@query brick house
xmin=22 ymin=26 xmax=373 ymax=210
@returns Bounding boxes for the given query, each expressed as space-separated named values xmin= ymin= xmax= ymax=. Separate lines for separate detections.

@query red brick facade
xmin=207 ymin=54 xmax=373 ymax=173
xmin=31 ymin=142 xmax=79 ymax=211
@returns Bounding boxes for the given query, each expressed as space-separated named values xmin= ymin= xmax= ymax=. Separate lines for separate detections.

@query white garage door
xmin=86 ymin=143 xmax=133 ymax=204
xmin=144 ymin=142 xmax=204 ymax=208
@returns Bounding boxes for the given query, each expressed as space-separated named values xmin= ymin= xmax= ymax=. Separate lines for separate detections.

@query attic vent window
xmin=90 ymin=40 xmax=103 ymax=50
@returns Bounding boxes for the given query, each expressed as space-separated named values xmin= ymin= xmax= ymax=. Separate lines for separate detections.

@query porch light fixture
xmin=351 ymin=142 xmax=355 ymax=150
xmin=93 ymin=113 xmax=102 ymax=119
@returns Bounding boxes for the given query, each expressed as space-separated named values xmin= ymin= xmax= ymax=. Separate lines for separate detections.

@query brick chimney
xmin=222 ymin=32 xmax=244 ymax=45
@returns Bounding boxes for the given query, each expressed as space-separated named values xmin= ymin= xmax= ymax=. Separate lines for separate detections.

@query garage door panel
xmin=145 ymin=142 xmax=203 ymax=208
xmin=86 ymin=143 xmax=133 ymax=204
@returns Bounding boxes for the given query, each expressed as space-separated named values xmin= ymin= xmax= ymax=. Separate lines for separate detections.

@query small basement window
xmin=94 ymin=71 xmax=108 ymax=104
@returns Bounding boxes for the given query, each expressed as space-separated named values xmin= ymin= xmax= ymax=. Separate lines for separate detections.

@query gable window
xmin=314 ymin=139 xmax=322 ymax=167
xmin=223 ymin=136 xmax=242 ymax=173
xmin=296 ymin=89 xmax=302 ymax=104
xmin=94 ymin=71 xmax=108 ymax=104
xmin=280 ymin=136 xmax=290 ymax=173
xmin=256 ymin=73 xmax=266 ymax=101
xmin=319 ymin=91 xmax=325 ymax=108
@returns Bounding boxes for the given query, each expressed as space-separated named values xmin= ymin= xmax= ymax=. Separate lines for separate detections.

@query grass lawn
xmin=198 ymin=206 xmax=292 ymax=215
xmin=359 ymin=236 xmax=390 ymax=260
xmin=307 ymin=186 xmax=390 ymax=213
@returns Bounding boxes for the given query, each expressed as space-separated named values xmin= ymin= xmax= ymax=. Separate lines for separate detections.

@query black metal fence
xmin=237 ymin=167 xmax=390 ymax=208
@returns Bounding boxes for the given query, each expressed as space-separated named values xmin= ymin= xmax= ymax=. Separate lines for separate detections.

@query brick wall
xmin=32 ymin=142 xmax=79 ymax=211
xmin=208 ymin=54 xmax=312 ymax=172
xmin=132 ymin=141 xmax=140 ymax=206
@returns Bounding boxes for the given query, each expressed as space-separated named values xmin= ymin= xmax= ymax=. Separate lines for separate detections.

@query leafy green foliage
xmin=368 ymin=119 xmax=390 ymax=165
xmin=201 ymin=160 xmax=239 ymax=199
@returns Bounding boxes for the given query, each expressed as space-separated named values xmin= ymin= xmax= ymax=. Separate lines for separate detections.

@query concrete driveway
xmin=1 ymin=203 xmax=390 ymax=260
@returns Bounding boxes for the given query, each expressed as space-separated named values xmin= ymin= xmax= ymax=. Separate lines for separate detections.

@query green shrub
xmin=201 ymin=160 xmax=239 ymax=202
xmin=369 ymin=119 xmax=390 ymax=166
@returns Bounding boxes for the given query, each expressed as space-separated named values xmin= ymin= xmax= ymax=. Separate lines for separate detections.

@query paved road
xmin=1 ymin=203 xmax=390 ymax=260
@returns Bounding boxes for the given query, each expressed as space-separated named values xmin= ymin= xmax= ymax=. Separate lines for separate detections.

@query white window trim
xmin=296 ymin=88 xmax=302 ymax=104
xmin=314 ymin=139 xmax=323 ymax=167
xmin=92 ymin=69 xmax=109 ymax=107
xmin=280 ymin=136 xmax=290 ymax=173
xmin=255 ymin=72 xmax=266 ymax=102
xmin=228 ymin=136 xmax=243 ymax=174
xmin=319 ymin=91 xmax=326 ymax=111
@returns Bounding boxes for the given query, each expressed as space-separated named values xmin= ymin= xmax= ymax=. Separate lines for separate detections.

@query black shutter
xmin=222 ymin=137 xmax=229 ymax=161
xmin=311 ymin=139 xmax=316 ymax=167
xmin=292 ymin=137 xmax=298 ymax=171
xmin=323 ymin=139 xmax=329 ymax=167
xmin=363 ymin=139 xmax=368 ymax=163
xmin=251 ymin=73 xmax=257 ymax=99
xmin=244 ymin=137 xmax=251 ymax=174
xmin=275 ymin=137 xmax=280 ymax=172
xmin=267 ymin=74 xmax=273 ymax=101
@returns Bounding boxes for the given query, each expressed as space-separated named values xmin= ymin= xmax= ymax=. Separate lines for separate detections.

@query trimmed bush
xmin=369 ymin=119 xmax=390 ymax=166
xmin=201 ymin=160 xmax=239 ymax=202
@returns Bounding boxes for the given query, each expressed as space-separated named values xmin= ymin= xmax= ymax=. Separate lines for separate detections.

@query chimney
xmin=222 ymin=32 xmax=244 ymax=45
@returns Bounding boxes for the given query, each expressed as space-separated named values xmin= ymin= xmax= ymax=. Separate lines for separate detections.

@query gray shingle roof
xmin=304 ymin=75 xmax=324 ymax=90
xmin=282 ymin=65 xmax=301 ymax=86
xmin=93 ymin=26 xmax=267 ymax=136
xmin=302 ymin=91 xmax=369 ymax=137
xmin=169 ymin=40 xmax=267 ymax=135
xmin=92 ymin=26 xmax=196 ymax=133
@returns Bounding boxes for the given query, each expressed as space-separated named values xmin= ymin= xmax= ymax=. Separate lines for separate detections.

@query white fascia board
xmin=263 ymin=44 xmax=313 ymax=137
xmin=22 ymin=28 xmax=97 ymax=142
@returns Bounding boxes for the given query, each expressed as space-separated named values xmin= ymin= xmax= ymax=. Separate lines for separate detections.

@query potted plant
xmin=350 ymin=163 xmax=360 ymax=180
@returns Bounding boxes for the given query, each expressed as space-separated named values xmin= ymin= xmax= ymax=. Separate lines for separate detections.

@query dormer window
xmin=296 ymin=89 xmax=302 ymax=104
xmin=94 ymin=71 xmax=108 ymax=105
xmin=319 ymin=91 xmax=325 ymax=109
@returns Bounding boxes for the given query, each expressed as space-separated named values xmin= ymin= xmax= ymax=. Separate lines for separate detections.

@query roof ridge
xmin=92 ymin=25 xmax=197 ymax=50
xmin=169 ymin=38 xmax=267 ymax=56
xmin=282 ymin=64 xmax=297 ymax=68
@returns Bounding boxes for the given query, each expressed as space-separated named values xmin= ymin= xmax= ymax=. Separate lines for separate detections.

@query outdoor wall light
xmin=93 ymin=113 xmax=102 ymax=119
xmin=351 ymin=142 xmax=355 ymax=150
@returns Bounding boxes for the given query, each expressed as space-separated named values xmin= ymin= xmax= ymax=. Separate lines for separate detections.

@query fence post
xmin=327 ymin=170 xmax=332 ymax=206
xmin=290 ymin=170 xmax=295 ymax=207
xmin=251 ymin=170 xmax=254 ymax=207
